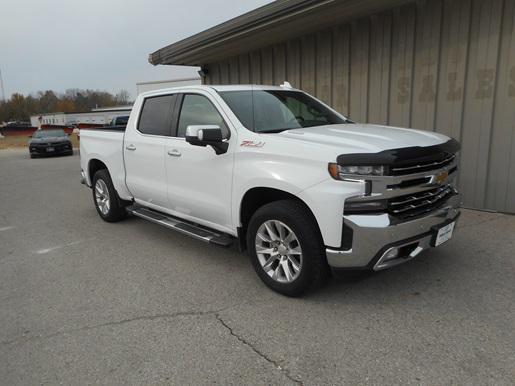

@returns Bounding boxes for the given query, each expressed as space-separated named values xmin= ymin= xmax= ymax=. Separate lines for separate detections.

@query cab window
xmin=176 ymin=94 xmax=229 ymax=138
xmin=138 ymin=94 xmax=176 ymax=136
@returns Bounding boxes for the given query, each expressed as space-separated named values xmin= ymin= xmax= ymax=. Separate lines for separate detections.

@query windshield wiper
xmin=258 ymin=128 xmax=297 ymax=134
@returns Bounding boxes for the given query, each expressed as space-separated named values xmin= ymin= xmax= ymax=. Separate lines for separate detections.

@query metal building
xmin=149 ymin=0 xmax=515 ymax=214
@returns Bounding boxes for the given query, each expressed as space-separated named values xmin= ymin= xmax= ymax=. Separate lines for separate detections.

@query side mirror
xmin=185 ymin=125 xmax=228 ymax=155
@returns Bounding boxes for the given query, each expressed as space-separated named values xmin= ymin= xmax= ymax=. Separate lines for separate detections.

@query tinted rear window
xmin=138 ymin=95 xmax=175 ymax=136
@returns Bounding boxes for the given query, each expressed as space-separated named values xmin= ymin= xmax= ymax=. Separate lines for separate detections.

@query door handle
xmin=126 ymin=144 xmax=136 ymax=151
xmin=167 ymin=149 xmax=181 ymax=157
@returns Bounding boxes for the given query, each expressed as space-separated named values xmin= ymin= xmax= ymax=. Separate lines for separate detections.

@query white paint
xmin=0 ymin=226 xmax=15 ymax=231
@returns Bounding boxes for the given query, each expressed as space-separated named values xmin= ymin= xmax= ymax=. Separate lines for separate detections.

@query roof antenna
xmin=280 ymin=81 xmax=293 ymax=89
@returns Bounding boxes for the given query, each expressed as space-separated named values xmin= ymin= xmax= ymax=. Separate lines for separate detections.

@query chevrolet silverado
xmin=80 ymin=84 xmax=461 ymax=296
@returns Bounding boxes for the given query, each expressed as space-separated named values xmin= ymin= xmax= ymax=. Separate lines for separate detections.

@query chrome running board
xmin=126 ymin=204 xmax=233 ymax=247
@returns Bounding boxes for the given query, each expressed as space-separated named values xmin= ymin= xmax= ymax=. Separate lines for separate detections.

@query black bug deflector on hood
xmin=336 ymin=138 xmax=461 ymax=175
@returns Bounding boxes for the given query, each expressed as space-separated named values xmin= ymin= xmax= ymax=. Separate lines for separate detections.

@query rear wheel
xmin=247 ymin=200 xmax=329 ymax=296
xmin=92 ymin=169 xmax=127 ymax=222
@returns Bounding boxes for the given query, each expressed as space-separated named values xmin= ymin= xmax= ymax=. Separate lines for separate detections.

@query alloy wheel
xmin=255 ymin=220 xmax=303 ymax=283
xmin=94 ymin=179 xmax=111 ymax=215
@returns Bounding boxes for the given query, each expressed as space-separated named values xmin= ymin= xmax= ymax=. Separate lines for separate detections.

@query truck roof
xmin=210 ymin=84 xmax=299 ymax=92
xmin=138 ymin=84 xmax=300 ymax=98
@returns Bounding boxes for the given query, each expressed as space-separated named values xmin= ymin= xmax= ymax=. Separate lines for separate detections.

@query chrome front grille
xmin=343 ymin=146 xmax=460 ymax=222
xmin=390 ymin=154 xmax=456 ymax=176
xmin=388 ymin=184 xmax=456 ymax=219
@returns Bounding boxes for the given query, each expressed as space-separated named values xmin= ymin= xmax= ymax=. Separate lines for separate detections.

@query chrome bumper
xmin=326 ymin=194 xmax=461 ymax=270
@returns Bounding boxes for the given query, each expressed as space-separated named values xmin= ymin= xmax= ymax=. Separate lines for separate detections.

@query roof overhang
xmin=149 ymin=0 xmax=412 ymax=67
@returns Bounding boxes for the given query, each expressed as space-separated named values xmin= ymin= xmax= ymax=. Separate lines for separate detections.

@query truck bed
xmin=79 ymin=129 xmax=127 ymax=196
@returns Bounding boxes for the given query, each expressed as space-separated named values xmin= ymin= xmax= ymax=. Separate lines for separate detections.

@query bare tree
xmin=115 ymin=89 xmax=131 ymax=105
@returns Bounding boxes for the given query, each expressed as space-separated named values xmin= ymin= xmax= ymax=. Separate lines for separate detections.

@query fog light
xmin=384 ymin=248 xmax=399 ymax=261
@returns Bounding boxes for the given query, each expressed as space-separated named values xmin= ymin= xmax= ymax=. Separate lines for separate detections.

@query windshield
xmin=219 ymin=90 xmax=348 ymax=133
xmin=33 ymin=130 xmax=66 ymax=138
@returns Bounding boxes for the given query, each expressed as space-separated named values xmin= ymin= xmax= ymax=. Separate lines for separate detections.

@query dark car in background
xmin=3 ymin=121 xmax=32 ymax=128
xmin=109 ymin=115 xmax=129 ymax=127
xmin=29 ymin=129 xmax=73 ymax=158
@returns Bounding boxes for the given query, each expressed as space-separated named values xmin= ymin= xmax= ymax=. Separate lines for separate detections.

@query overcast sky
xmin=0 ymin=0 xmax=272 ymax=99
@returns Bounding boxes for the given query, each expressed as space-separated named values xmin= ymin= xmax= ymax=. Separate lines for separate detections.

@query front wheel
xmin=247 ymin=200 xmax=329 ymax=296
xmin=92 ymin=169 xmax=127 ymax=222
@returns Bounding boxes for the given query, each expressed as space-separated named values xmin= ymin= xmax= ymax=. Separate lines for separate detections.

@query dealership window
xmin=138 ymin=94 xmax=177 ymax=136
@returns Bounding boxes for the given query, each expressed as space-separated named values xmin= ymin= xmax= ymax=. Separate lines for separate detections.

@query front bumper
xmin=326 ymin=194 xmax=461 ymax=270
xmin=30 ymin=142 xmax=73 ymax=155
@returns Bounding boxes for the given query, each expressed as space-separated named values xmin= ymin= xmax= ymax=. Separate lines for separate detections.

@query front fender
xmin=231 ymin=148 xmax=365 ymax=247
xmin=231 ymin=150 xmax=329 ymax=235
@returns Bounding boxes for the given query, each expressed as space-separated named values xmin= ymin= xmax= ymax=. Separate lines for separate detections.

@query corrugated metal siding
xmin=205 ymin=0 xmax=515 ymax=213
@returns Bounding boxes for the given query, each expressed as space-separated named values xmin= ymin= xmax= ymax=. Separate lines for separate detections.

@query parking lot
xmin=0 ymin=148 xmax=514 ymax=384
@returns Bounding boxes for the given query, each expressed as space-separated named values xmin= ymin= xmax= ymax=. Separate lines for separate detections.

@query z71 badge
xmin=240 ymin=140 xmax=265 ymax=148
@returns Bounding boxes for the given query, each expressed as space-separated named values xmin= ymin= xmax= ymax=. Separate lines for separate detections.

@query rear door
xmin=124 ymin=93 xmax=177 ymax=209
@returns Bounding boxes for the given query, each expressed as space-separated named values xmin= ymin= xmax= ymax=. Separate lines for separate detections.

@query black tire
xmin=30 ymin=154 xmax=36 ymax=159
xmin=92 ymin=169 xmax=127 ymax=222
xmin=246 ymin=199 xmax=329 ymax=297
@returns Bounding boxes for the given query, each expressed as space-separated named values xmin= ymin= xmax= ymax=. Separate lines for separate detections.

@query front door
xmin=124 ymin=93 xmax=177 ymax=209
xmin=164 ymin=92 xmax=235 ymax=231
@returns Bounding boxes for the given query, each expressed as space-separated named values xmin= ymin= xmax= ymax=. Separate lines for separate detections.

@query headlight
xmin=328 ymin=163 xmax=385 ymax=180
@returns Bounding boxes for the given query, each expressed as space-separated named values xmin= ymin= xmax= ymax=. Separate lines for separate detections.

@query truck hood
xmin=275 ymin=123 xmax=451 ymax=154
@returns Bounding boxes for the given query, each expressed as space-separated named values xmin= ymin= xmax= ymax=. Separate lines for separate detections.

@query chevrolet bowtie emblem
xmin=435 ymin=171 xmax=449 ymax=184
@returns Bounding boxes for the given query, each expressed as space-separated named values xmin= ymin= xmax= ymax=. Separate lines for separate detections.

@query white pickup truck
xmin=80 ymin=84 xmax=461 ymax=296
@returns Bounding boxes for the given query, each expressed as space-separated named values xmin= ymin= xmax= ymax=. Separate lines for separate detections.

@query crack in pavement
xmin=1 ymin=302 xmax=303 ymax=384
xmin=215 ymin=313 xmax=303 ymax=386
xmin=1 ymin=305 xmax=238 ymax=348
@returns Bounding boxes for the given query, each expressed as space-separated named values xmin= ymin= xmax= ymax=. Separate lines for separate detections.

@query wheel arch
xmin=238 ymin=187 xmax=322 ymax=251
xmin=88 ymin=158 xmax=108 ymax=183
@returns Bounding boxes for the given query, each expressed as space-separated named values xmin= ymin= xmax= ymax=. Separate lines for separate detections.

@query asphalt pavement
xmin=0 ymin=148 xmax=514 ymax=385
